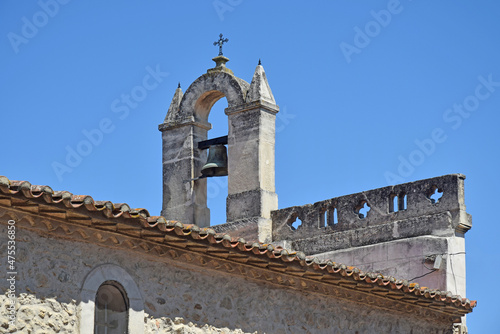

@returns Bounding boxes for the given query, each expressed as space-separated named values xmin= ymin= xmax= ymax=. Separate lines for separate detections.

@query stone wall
xmin=0 ymin=221 xmax=456 ymax=333
xmin=270 ymin=174 xmax=470 ymax=299
xmin=271 ymin=174 xmax=470 ymax=249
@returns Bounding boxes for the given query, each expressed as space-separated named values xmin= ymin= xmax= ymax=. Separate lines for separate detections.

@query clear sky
xmin=1 ymin=0 xmax=499 ymax=331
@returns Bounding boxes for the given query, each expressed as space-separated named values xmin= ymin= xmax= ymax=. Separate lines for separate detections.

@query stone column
xmin=225 ymin=100 xmax=279 ymax=242
xmin=159 ymin=121 xmax=211 ymax=227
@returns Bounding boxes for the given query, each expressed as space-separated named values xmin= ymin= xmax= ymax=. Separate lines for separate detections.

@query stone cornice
xmin=225 ymin=100 xmax=279 ymax=116
xmin=158 ymin=118 xmax=212 ymax=131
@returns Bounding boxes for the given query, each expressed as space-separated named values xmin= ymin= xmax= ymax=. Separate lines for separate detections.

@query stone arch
xmin=79 ymin=263 xmax=144 ymax=334
xmin=177 ymin=72 xmax=249 ymax=124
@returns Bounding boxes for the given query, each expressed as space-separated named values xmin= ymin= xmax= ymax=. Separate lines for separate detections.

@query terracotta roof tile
xmin=0 ymin=175 xmax=476 ymax=316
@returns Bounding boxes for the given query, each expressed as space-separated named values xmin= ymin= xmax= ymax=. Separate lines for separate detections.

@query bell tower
xmin=159 ymin=44 xmax=279 ymax=242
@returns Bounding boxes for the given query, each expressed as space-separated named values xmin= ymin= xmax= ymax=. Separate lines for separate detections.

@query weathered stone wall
xmin=271 ymin=174 xmax=470 ymax=248
xmin=270 ymin=174 xmax=470 ymax=298
xmin=0 ymin=223 xmax=455 ymax=333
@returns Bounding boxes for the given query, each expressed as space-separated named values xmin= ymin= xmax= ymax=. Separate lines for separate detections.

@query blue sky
xmin=1 ymin=0 xmax=499 ymax=331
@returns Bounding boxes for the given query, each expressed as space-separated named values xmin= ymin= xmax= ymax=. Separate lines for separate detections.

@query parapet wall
xmin=271 ymin=174 xmax=471 ymax=255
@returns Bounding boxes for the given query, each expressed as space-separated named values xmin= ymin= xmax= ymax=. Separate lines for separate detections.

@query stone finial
xmin=164 ymin=84 xmax=183 ymax=122
xmin=207 ymin=55 xmax=233 ymax=75
xmin=246 ymin=63 xmax=276 ymax=104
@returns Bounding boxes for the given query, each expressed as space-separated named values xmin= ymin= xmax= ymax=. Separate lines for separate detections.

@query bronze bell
xmin=201 ymin=144 xmax=228 ymax=177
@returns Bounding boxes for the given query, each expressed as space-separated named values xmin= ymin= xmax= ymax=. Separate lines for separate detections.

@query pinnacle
xmin=246 ymin=62 xmax=276 ymax=104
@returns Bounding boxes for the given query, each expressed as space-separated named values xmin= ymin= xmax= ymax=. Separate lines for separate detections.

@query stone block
xmin=226 ymin=190 xmax=277 ymax=222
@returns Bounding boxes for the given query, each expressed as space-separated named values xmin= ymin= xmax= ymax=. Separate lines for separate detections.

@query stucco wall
xmin=0 ymin=223 xmax=454 ymax=333
xmin=314 ymin=235 xmax=466 ymax=298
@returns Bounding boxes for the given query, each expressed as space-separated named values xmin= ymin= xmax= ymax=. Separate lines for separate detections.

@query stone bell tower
xmin=159 ymin=43 xmax=279 ymax=243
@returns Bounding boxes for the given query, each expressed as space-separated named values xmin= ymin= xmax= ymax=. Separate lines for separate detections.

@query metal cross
xmin=213 ymin=33 xmax=229 ymax=56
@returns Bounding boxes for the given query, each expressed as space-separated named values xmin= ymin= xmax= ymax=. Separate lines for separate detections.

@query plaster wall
xmin=314 ymin=235 xmax=466 ymax=296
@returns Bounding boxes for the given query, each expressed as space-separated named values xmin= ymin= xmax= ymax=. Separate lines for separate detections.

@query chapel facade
xmin=0 ymin=50 xmax=475 ymax=333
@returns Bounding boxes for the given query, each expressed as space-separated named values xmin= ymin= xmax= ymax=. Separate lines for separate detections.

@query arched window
xmin=95 ymin=281 xmax=129 ymax=334
xmin=79 ymin=264 xmax=144 ymax=334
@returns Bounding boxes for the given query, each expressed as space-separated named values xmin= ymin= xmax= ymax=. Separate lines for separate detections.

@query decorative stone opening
xmin=428 ymin=186 xmax=444 ymax=204
xmin=401 ymin=193 xmax=407 ymax=210
xmin=288 ymin=213 xmax=303 ymax=231
xmin=389 ymin=194 xmax=398 ymax=213
xmin=320 ymin=206 xmax=338 ymax=228
xmin=355 ymin=201 xmax=371 ymax=219
xmin=389 ymin=193 xmax=407 ymax=213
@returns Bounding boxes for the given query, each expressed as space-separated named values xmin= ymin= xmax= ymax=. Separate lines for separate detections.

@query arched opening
xmin=208 ymin=98 xmax=229 ymax=138
xmin=194 ymin=90 xmax=225 ymax=123
xmin=206 ymin=98 xmax=229 ymax=226
xmin=95 ymin=281 xmax=129 ymax=333
xmin=79 ymin=264 xmax=144 ymax=334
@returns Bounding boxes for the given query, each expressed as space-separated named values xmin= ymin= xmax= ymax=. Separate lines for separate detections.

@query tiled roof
xmin=0 ymin=175 xmax=475 ymax=319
